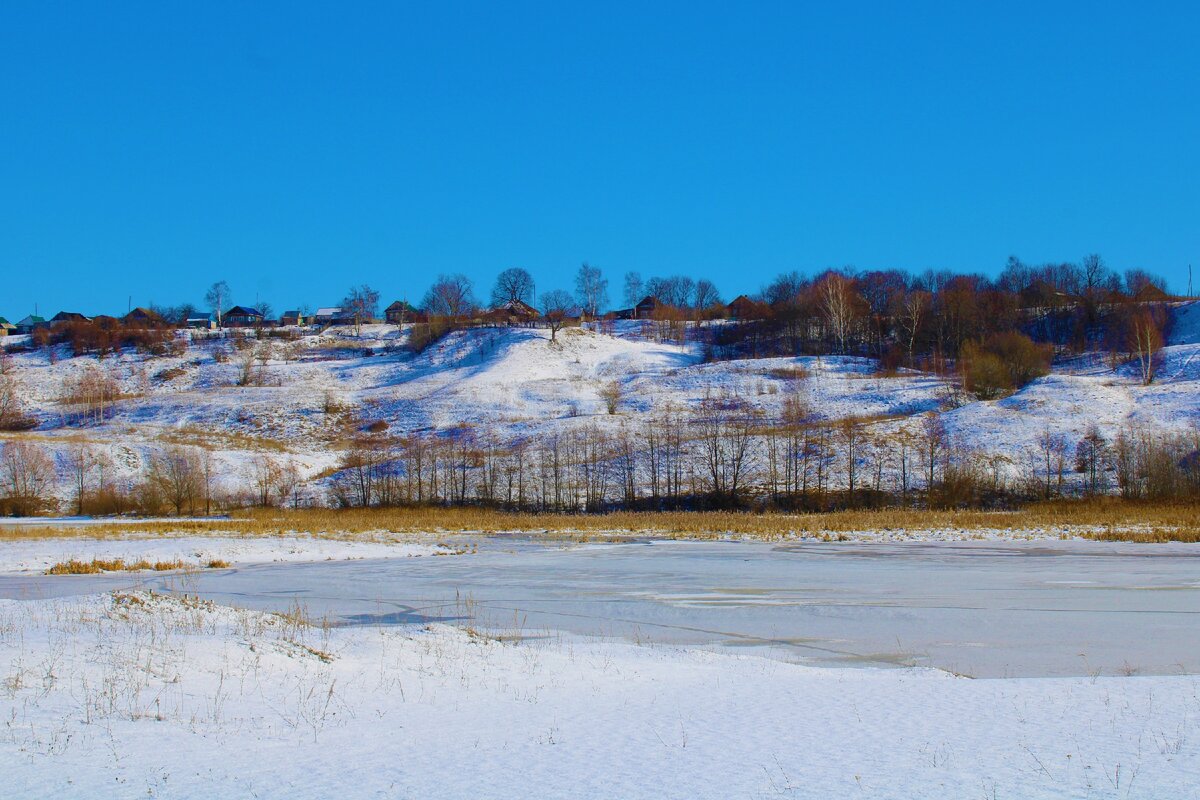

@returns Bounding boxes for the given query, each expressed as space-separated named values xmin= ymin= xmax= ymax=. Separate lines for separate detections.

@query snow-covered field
xmin=0 ymin=534 xmax=447 ymax=574
xmin=1 ymin=590 xmax=1196 ymax=799
xmin=3 ymin=303 xmax=1198 ymax=503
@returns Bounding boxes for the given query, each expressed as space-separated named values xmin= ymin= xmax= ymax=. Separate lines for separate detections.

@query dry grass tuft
xmin=47 ymin=557 xmax=208 ymax=575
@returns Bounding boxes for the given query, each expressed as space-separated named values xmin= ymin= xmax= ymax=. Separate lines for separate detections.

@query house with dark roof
xmin=280 ymin=310 xmax=307 ymax=326
xmin=0 ymin=317 xmax=13 ymax=336
xmin=123 ymin=307 xmax=164 ymax=327
xmin=314 ymin=307 xmax=343 ymax=325
xmin=187 ymin=312 xmax=217 ymax=330
xmin=384 ymin=300 xmax=420 ymax=325
xmin=635 ymin=296 xmax=662 ymax=320
xmin=224 ymin=306 xmax=265 ymax=327
xmin=50 ymin=311 xmax=90 ymax=324
xmin=487 ymin=299 xmax=540 ymax=326
xmin=727 ymin=295 xmax=768 ymax=321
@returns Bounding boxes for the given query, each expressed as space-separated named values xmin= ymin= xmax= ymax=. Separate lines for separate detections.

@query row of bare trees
xmin=323 ymin=398 xmax=1196 ymax=512
xmin=0 ymin=439 xmax=307 ymax=516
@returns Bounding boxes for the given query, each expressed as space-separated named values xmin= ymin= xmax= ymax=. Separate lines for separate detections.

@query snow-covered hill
xmin=2 ymin=304 xmax=1199 ymax=502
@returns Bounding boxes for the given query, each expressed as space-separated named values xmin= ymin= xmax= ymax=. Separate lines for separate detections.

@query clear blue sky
xmin=2 ymin=1 xmax=1197 ymax=317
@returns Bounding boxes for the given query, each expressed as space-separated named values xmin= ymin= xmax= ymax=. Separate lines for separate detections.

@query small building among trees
xmin=384 ymin=300 xmax=419 ymax=325
xmin=279 ymin=310 xmax=306 ymax=326
xmin=635 ymin=296 xmax=662 ymax=320
xmin=486 ymin=299 xmax=540 ymax=326
xmin=727 ymin=295 xmax=768 ymax=321
xmin=0 ymin=317 xmax=14 ymax=336
xmin=123 ymin=308 xmax=164 ymax=327
xmin=50 ymin=311 xmax=90 ymax=324
xmin=314 ymin=307 xmax=343 ymax=325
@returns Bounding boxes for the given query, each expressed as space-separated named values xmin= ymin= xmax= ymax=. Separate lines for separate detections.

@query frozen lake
xmin=3 ymin=537 xmax=1198 ymax=678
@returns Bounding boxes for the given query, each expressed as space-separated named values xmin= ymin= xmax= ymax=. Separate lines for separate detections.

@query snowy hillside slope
xmin=1 ymin=305 xmax=1198 ymax=500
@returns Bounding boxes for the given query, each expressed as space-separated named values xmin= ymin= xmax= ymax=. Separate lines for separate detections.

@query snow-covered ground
xmin=1 ymin=590 xmax=1196 ymax=799
xmin=2 ymin=303 xmax=1199 ymax=500
xmin=0 ymin=534 xmax=447 ymax=574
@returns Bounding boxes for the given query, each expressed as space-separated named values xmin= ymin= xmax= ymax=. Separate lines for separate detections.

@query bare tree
xmin=64 ymin=442 xmax=101 ymax=515
xmin=1036 ymin=429 xmax=1069 ymax=498
xmin=342 ymin=284 xmax=381 ymax=336
xmin=622 ymin=271 xmax=644 ymax=308
xmin=1075 ymin=424 xmax=1110 ymax=496
xmin=895 ymin=290 xmax=930 ymax=360
xmin=205 ymin=280 xmax=232 ymax=327
xmin=0 ymin=440 xmax=56 ymax=515
xmin=422 ymin=274 xmax=477 ymax=321
xmin=819 ymin=272 xmax=857 ymax=354
xmin=540 ymin=290 xmax=577 ymax=341
xmin=1128 ymin=308 xmax=1163 ymax=385
xmin=918 ymin=413 xmax=949 ymax=496
xmin=60 ymin=366 xmax=121 ymax=426
xmin=692 ymin=279 xmax=722 ymax=315
xmin=0 ymin=373 xmax=36 ymax=431
xmin=150 ymin=446 xmax=203 ymax=515
xmin=491 ymin=268 xmax=536 ymax=308
xmin=575 ymin=263 xmax=608 ymax=319
xmin=838 ymin=417 xmax=864 ymax=502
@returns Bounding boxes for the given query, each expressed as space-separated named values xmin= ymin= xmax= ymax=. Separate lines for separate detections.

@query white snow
xmin=0 ymin=535 xmax=446 ymax=574
xmin=1 ymin=590 xmax=1196 ymax=799
xmin=2 ymin=304 xmax=1198 ymax=500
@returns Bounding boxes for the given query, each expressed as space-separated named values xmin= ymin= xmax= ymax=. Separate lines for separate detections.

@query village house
xmin=187 ymin=312 xmax=217 ymax=330
xmin=224 ymin=305 xmax=265 ymax=327
xmin=123 ymin=307 xmax=164 ymax=327
xmin=487 ymin=298 xmax=540 ymax=326
xmin=15 ymin=315 xmax=47 ymax=334
xmin=635 ymin=296 xmax=662 ymax=320
xmin=50 ymin=311 xmax=90 ymax=324
xmin=384 ymin=300 xmax=421 ymax=325
xmin=727 ymin=294 xmax=768 ymax=321
xmin=313 ymin=307 xmax=343 ymax=325
xmin=279 ymin=310 xmax=306 ymax=326
xmin=0 ymin=317 xmax=13 ymax=336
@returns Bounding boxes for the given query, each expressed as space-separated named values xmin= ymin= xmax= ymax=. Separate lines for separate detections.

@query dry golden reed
xmin=8 ymin=498 xmax=1200 ymax=544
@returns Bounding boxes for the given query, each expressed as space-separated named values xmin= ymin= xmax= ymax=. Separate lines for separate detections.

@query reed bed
xmin=4 ymin=499 xmax=1199 ymax=542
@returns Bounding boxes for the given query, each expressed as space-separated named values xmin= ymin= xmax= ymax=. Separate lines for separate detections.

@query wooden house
xmin=487 ymin=299 xmax=540 ymax=326
xmin=50 ymin=311 xmax=90 ymax=324
xmin=224 ymin=306 xmax=265 ymax=327
xmin=727 ymin=295 xmax=768 ymax=321
xmin=635 ymin=296 xmax=662 ymax=320
xmin=279 ymin=310 xmax=306 ymax=326
xmin=384 ymin=300 xmax=420 ymax=325
xmin=123 ymin=307 xmax=164 ymax=327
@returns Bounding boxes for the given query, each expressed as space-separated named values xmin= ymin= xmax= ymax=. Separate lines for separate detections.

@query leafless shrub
xmin=0 ymin=440 xmax=57 ymax=515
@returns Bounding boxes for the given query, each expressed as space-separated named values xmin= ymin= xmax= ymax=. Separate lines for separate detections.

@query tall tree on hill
xmin=422 ymin=274 xmax=477 ymax=322
xmin=205 ymin=280 xmax=231 ymax=327
xmin=575 ymin=263 xmax=608 ymax=319
xmin=490 ymin=268 xmax=536 ymax=308
xmin=341 ymin=285 xmax=380 ymax=336
xmin=623 ymin=271 xmax=643 ymax=308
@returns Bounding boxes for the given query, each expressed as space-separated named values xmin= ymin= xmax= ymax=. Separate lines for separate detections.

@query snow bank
xmin=0 ymin=535 xmax=446 ymax=574
xmin=0 ymin=591 xmax=1195 ymax=798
